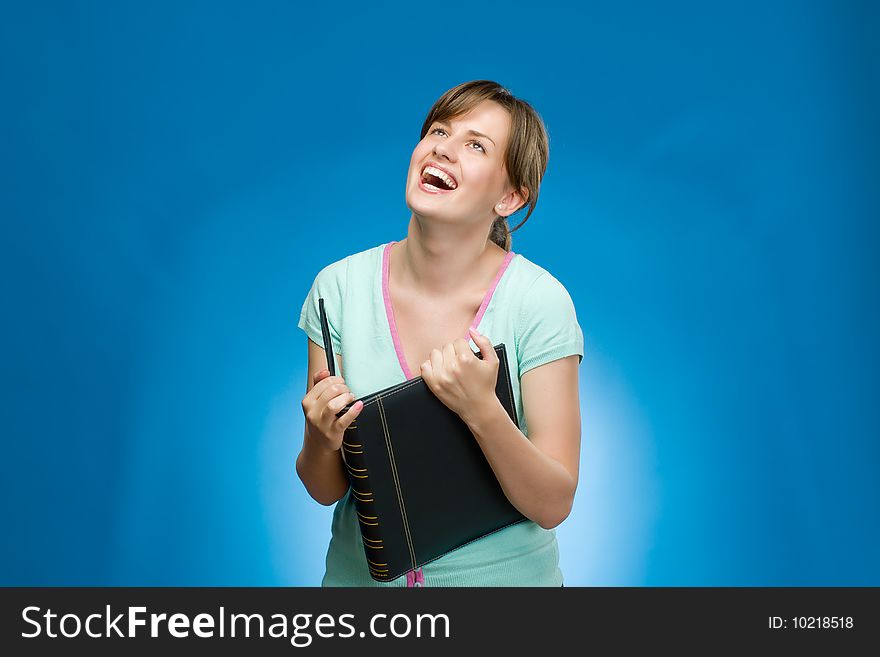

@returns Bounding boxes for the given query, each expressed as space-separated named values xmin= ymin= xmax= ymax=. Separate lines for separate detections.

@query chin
xmin=405 ymin=183 xmax=436 ymax=213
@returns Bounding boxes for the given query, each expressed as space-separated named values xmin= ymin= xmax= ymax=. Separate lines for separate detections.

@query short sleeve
xmin=516 ymin=272 xmax=585 ymax=376
xmin=297 ymin=259 xmax=347 ymax=356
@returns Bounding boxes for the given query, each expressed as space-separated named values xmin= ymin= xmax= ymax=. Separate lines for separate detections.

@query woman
xmin=296 ymin=80 xmax=584 ymax=587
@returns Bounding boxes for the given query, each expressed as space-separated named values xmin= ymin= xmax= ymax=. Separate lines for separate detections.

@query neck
xmin=397 ymin=213 xmax=504 ymax=297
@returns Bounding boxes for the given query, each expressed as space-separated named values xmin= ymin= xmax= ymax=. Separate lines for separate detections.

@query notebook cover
xmin=337 ymin=343 xmax=527 ymax=582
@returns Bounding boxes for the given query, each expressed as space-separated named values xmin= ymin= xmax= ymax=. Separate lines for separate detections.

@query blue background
xmin=2 ymin=1 xmax=878 ymax=585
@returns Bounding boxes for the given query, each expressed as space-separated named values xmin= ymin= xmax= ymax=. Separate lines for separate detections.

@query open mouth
xmin=420 ymin=164 xmax=458 ymax=193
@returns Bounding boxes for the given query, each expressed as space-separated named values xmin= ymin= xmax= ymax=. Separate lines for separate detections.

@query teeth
xmin=422 ymin=165 xmax=457 ymax=189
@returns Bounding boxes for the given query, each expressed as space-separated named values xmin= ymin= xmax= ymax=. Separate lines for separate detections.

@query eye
xmin=429 ymin=127 xmax=486 ymax=153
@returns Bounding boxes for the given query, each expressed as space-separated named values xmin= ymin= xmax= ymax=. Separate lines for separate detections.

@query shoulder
xmin=311 ymin=242 xmax=386 ymax=284
xmin=509 ymin=253 xmax=584 ymax=373
xmin=315 ymin=242 xmax=385 ymax=274
xmin=509 ymin=253 xmax=577 ymax=312
xmin=299 ymin=243 xmax=387 ymax=351
xmin=302 ymin=241 xmax=387 ymax=312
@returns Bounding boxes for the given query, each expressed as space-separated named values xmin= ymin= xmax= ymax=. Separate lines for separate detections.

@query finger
xmin=431 ymin=346 xmax=444 ymax=375
xmin=442 ymin=342 xmax=457 ymax=368
xmin=453 ymin=338 xmax=473 ymax=361
xmin=468 ymin=327 xmax=497 ymax=362
xmin=306 ymin=373 xmax=337 ymax=402
xmin=419 ymin=358 xmax=432 ymax=383
xmin=313 ymin=368 xmax=331 ymax=385
xmin=431 ymin=347 xmax=443 ymax=376
xmin=334 ymin=397 xmax=364 ymax=428
xmin=314 ymin=375 xmax=344 ymax=396
xmin=315 ymin=377 xmax=349 ymax=403
xmin=328 ymin=391 xmax=357 ymax=414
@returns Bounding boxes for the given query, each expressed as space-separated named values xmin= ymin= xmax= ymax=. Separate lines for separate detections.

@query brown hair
xmin=419 ymin=80 xmax=550 ymax=251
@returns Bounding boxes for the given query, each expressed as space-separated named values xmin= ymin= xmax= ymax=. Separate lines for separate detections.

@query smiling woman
xmin=408 ymin=81 xmax=549 ymax=252
xmin=296 ymin=80 xmax=584 ymax=587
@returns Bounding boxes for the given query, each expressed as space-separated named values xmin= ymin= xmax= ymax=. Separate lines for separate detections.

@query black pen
xmin=318 ymin=297 xmax=336 ymax=377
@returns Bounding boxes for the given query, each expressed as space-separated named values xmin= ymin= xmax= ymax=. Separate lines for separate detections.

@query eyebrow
xmin=434 ymin=121 xmax=496 ymax=146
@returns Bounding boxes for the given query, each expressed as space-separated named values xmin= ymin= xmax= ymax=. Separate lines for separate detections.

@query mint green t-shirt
xmin=297 ymin=240 xmax=584 ymax=587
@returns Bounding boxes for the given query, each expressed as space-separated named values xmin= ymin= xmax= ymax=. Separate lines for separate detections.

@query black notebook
xmin=318 ymin=297 xmax=526 ymax=582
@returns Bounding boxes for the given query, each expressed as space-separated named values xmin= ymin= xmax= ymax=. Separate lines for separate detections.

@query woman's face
xmin=406 ymin=99 xmax=522 ymax=227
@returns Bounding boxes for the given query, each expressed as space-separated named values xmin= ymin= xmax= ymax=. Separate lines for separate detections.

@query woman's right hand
xmin=301 ymin=369 xmax=364 ymax=452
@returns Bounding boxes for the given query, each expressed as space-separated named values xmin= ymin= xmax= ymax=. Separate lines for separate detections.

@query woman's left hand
xmin=420 ymin=327 xmax=499 ymax=423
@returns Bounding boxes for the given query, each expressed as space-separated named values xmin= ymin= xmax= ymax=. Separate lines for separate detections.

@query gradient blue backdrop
xmin=2 ymin=1 xmax=878 ymax=585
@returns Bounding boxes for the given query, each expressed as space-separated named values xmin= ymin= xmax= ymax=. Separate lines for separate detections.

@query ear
xmin=494 ymin=187 xmax=529 ymax=218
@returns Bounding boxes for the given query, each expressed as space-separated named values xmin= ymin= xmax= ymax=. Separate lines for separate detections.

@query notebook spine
xmin=341 ymin=422 xmax=393 ymax=582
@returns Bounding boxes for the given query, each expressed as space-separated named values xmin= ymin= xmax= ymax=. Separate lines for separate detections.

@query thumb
xmin=468 ymin=327 xmax=497 ymax=362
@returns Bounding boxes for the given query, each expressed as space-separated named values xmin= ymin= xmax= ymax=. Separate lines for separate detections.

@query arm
xmin=461 ymin=354 xmax=581 ymax=529
xmin=295 ymin=337 xmax=351 ymax=506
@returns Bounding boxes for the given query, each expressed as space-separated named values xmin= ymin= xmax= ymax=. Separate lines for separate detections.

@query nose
xmin=432 ymin=138 xmax=455 ymax=162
